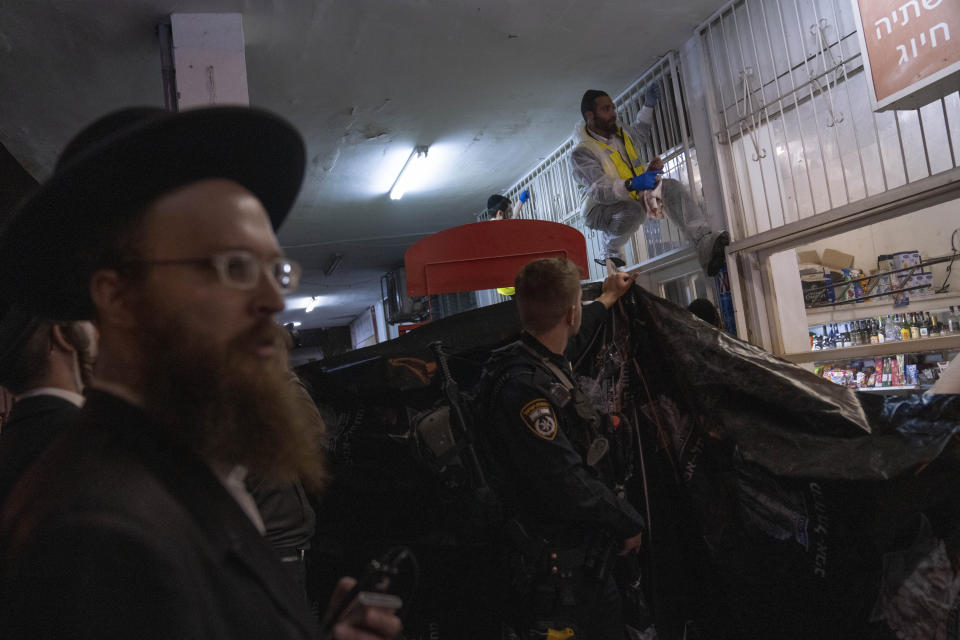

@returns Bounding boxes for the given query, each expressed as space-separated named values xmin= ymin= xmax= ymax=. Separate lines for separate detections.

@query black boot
xmin=705 ymin=231 xmax=729 ymax=277
xmin=594 ymin=256 xmax=626 ymax=269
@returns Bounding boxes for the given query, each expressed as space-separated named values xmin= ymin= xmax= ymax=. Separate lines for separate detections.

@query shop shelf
xmin=855 ymin=385 xmax=920 ymax=393
xmin=804 ymin=291 xmax=960 ymax=327
xmin=782 ymin=333 xmax=960 ymax=364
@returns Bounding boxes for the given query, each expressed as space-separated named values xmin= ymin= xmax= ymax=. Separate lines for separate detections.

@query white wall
xmin=796 ymin=200 xmax=960 ymax=286
xmin=349 ymin=306 xmax=378 ymax=349
xmin=373 ymin=300 xmax=388 ymax=344
xmin=350 ymin=300 xmax=392 ymax=349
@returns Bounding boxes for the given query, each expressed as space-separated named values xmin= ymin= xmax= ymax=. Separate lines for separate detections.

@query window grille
xmin=700 ymin=0 xmax=960 ymax=239
xmin=500 ymin=52 xmax=700 ymax=283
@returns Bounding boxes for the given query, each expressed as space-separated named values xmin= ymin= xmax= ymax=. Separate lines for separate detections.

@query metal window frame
xmin=699 ymin=0 xmax=960 ymax=246
xmin=742 ymin=166 xmax=960 ymax=353
xmin=501 ymin=51 xmax=701 ymax=284
xmin=697 ymin=0 xmax=960 ymax=349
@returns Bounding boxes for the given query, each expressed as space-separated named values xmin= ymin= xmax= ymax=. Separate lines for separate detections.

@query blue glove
xmin=627 ymin=169 xmax=663 ymax=192
xmin=518 ymin=189 xmax=530 ymax=204
xmin=643 ymin=82 xmax=661 ymax=107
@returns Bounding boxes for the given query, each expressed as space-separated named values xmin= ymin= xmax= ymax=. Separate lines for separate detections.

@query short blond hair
xmin=515 ymin=258 xmax=581 ymax=334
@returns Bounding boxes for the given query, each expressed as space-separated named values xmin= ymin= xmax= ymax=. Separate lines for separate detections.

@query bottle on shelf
xmin=876 ymin=316 xmax=885 ymax=344
xmin=929 ymin=312 xmax=940 ymax=337
xmin=870 ymin=318 xmax=880 ymax=344
xmin=900 ymin=314 xmax=912 ymax=341
xmin=885 ymin=314 xmax=897 ymax=343
xmin=843 ymin=323 xmax=853 ymax=348
xmin=948 ymin=306 xmax=959 ymax=335
xmin=910 ymin=313 xmax=921 ymax=340
xmin=919 ymin=312 xmax=930 ymax=338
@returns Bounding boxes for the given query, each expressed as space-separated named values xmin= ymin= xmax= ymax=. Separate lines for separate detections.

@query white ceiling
xmin=0 ymin=0 xmax=727 ymax=329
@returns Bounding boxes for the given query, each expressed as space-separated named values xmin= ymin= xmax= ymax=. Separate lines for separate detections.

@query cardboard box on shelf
xmin=892 ymin=250 xmax=921 ymax=270
xmin=909 ymin=271 xmax=934 ymax=297
xmin=802 ymin=272 xmax=835 ymax=307
xmin=821 ymin=249 xmax=855 ymax=271
xmin=867 ymin=268 xmax=888 ymax=301
xmin=796 ymin=249 xmax=834 ymax=307
xmin=797 ymin=250 xmax=820 ymax=266
xmin=813 ymin=249 xmax=857 ymax=304
xmin=875 ymin=255 xmax=894 ymax=301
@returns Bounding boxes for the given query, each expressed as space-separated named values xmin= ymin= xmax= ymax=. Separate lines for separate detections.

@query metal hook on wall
xmin=738 ymin=67 xmax=767 ymax=161
xmin=810 ymin=18 xmax=845 ymax=79
xmin=809 ymin=18 xmax=844 ymax=128
xmin=809 ymin=75 xmax=844 ymax=128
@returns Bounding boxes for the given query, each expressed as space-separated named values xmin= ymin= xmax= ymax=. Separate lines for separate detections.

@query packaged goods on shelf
xmin=875 ymin=255 xmax=894 ymax=301
xmin=814 ymin=350 xmax=954 ymax=391
xmin=801 ymin=269 xmax=834 ymax=306
xmin=908 ymin=272 xmax=934 ymax=297
xmin=892 ymin=249 xmax=921 ymax=270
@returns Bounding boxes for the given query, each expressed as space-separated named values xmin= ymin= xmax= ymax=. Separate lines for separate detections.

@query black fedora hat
xmin=0 ymin=106 xmax=306 ymax=321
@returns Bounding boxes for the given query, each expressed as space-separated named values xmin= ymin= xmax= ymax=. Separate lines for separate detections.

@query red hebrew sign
xmin=852 ymin=0 xmax=960 ymax=110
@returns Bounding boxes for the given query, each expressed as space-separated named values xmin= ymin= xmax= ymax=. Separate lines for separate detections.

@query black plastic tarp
xmin=298 ymin=285 xmax=960 ymax=640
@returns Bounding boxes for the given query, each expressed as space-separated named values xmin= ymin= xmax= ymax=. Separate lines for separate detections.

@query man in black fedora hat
xmin=0 ymin=106 xmax=401 ymax=640
xmin=0 ymin=303 xmax=97 ymax=508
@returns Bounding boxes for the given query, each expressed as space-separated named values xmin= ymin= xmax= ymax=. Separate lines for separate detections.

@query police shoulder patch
xmin=520 ymin=399 xmax=558 ymax=441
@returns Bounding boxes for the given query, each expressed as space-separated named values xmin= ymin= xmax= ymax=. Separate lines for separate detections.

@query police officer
xmin=482 ymin=258 xmax=644 ymax=640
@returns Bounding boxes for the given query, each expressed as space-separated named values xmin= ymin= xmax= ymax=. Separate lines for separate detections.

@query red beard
xmin=135 ymin=312 xmax=326 ymax=490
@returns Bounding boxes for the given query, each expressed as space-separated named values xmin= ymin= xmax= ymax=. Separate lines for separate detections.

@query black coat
xmin=0 ymin=390 xmax=317 ymax=639
xmin=0 ymin=393 xmax=79 ymax=510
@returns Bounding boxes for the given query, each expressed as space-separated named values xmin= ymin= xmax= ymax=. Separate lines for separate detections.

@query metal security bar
xmin=700 ymin=0 xmax=960 ymax=240
xmin=499 ymin=52 xmax=699 ymax=283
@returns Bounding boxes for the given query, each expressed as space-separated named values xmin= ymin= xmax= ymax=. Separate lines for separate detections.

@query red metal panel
xmin=405 ymin=220 xmax=588 ymax=296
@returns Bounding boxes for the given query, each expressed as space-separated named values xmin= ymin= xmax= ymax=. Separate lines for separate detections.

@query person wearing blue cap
xmin=484 ymin=189 xmax=531 ymax=222
xmin=483 ymin=190 xmax=531 ymax=296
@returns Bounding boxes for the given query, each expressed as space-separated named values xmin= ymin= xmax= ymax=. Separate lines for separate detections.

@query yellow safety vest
xmin=497 ymin=286 xmax=515 ymax=296
xmin=577 ymin=126 xmax=646 ymax=201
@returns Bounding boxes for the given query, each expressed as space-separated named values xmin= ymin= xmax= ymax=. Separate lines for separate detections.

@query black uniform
xmin=482 ymin=302 xmax=645 ymax=639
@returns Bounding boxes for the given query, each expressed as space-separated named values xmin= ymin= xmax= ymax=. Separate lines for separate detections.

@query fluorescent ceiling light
xmin=305 ymin=296 xmax=320 ymax=313
xmin=389 ymin=145 xmax=429 ymax=200
xmin=292 ymin=321 xmax=302 ymax=327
